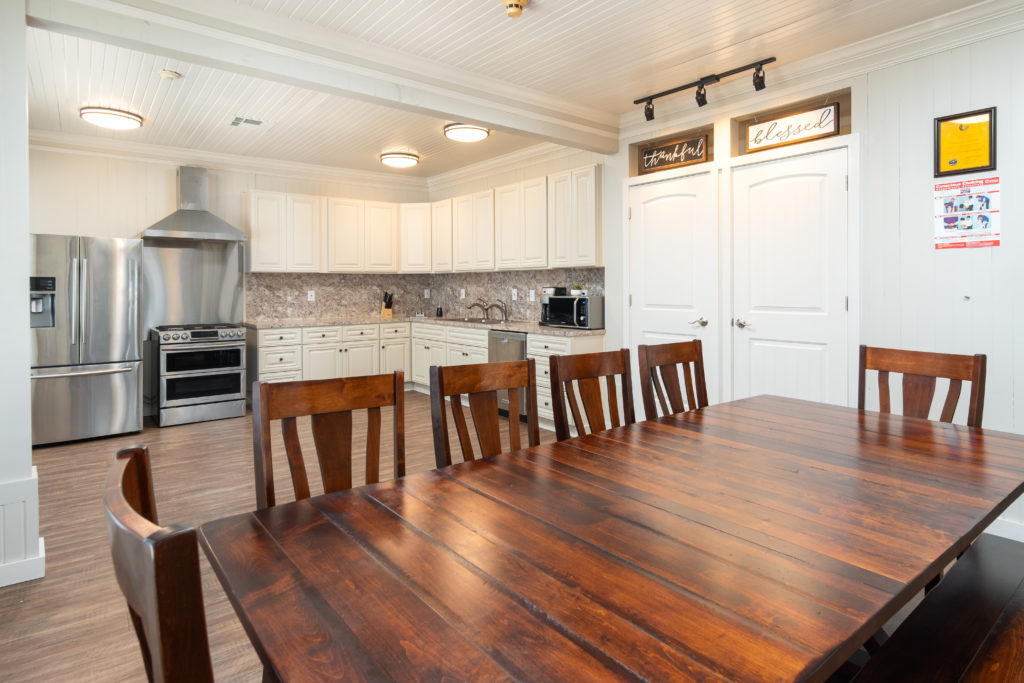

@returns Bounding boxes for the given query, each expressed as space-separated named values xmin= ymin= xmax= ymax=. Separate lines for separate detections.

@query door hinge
xmin=845 ymin=296 xmax=849 ymax=311
xmin=629 ymin=294 xmax=632 ymax=307
xmin=845 ymin=175 xmax=849 ymax=191
xmin=628 ymin=207 xmax=632 ymax=220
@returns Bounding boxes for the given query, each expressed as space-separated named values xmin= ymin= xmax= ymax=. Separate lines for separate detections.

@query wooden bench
xmin=854 ymin=533 xmax=1024 ymax=682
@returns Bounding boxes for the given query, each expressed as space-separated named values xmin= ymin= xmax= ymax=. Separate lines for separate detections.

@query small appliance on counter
xmin=540 ymin=295 xmax=605 ymax=329
xmin=541 ymin=286 xmax=567 ymax=296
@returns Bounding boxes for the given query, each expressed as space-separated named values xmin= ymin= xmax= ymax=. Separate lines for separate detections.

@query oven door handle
xmin=160 ymin=341 xmax=246 ymax=353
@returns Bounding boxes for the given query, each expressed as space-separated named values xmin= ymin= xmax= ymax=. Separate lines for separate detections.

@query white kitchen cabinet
xmin=411 ymin=339 xmax=445 ymax=385
xmin=495 ymin=177 xmax=548 ymax=270
xmin=380 ymin=338 xmax=411 ymax=376
xmin=521 ymin=176 xmax=549 ymax=268
xmin=472 ymin=190 xmax=495 ymax=270
xmin=431 ymin=198 xmax=453 ymax=272
xmin=399 ymin=203 xmax=431 ymax=273
xmin=286 ymin=194 xmax=323 ymax=271
xmin=447 ymin=343 xmax=487 ymax=367
xmin=364 ymin=201 xmax=398 ymax=272
xmin=302 ymin=343 xmax=342 ymax=380
xmin=246 ymin=192 xmax=288 ymax=272
xmin=326 ymin=197 xmax=364 ymax=272
xmin=547 ymin=164 xmax=600 ymax=267
xmin=343 ymin=340 xmax=380 ymax=377
xmin=452 ymin=194 xmax=474 ymax=271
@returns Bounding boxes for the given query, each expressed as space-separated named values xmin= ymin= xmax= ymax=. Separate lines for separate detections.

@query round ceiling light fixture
xmin=380 ymin=152 xmax=420 ymax=169
xmin=501 ymin=0 xmax=528 ymax=18
xmin=79 ymin=107 xmax=143 ymax=130
xmin=443 ymin=123 xmax=490 ymax=143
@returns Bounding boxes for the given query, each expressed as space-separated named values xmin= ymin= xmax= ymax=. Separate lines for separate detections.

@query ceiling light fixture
xmin=632 ymin=57 xmax=775 ymax=121
xmin=443 ymin=123 xmax=490 ymax=143
xmin=380 ymin=152 xmax=420 ymax=169
xmin=159 ymin=69 xmax=182 ymax=81
xmin=501 ymin=0 xmax=528 ymax=18
xmin=79 ymin=107 xmax=143 ymax=130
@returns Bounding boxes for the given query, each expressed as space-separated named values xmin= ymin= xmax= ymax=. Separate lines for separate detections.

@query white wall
xmin=0 ymin=0 xmax=44 ymax=587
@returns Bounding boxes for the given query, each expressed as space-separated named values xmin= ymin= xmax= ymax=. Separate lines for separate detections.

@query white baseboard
xmin=0 ymin=466 xmax=46 ymax=587
xmin=983 ymin=518 xmax=1024 ymax=543
xmin=0 ymin=537 xmax=45 ymax=586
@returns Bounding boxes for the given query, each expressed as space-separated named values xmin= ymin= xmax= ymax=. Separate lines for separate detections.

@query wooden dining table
xmin=199 ymin=395 xmax=1024 ymax=682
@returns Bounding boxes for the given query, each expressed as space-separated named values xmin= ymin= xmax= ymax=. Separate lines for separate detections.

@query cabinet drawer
xmin=528 ymin=335 xmax=570 ymax=356
xmin=302 ymin=326 xmax=342 ymax=344
xmin=411 ymin=323 xmax=446 ymax=341
xmin=259 ymin=370 xmax=302 ymax=384
xmin=259 ymin=345 xmax=302 ymax=372
xmin=343 ymin=324 xmax=380 ymax=340
xmin=445 ymin=326 xmax=489 ymax=348
xmin=381 ymin=322 xmax=411 ymax=338
xmin=258 ymin=328 xmax=302 ymax=347
xmin=530 ymin=356 xmax=554 ymax=383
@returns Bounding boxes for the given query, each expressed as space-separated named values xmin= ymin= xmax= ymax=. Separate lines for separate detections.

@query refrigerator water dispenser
xmin=30 ymin=276 xmax=55 ymax=328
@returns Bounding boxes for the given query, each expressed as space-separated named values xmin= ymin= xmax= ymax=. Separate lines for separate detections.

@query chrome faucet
xmin=486 ymin=299 xmax=508 ymax=322
xmin=466 ymin=299 xmax=488 ymax=318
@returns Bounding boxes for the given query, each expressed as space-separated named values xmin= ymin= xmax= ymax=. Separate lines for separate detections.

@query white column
xmin=0 ymin=0 xmax=45 ymax=586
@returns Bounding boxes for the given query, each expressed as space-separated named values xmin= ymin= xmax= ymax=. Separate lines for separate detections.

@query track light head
xmin=753 ymin=65 xmax=766 ymax=91
xmin=644 ymin=100 xmax=654 ymax=122
xmin=695 ymin=84 xmax=708 ymax=108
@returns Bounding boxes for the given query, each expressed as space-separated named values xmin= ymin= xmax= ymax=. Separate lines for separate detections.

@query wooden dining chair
xmin=430 ymin=359 xmax=540 ymax=468
xmin=104 ymin=446 xmax=214 ymax=683
xmin=637 ymin=340 xmax=709 ymax=419
xmin=549 ymin=348 xmax=636 ymax=441
xmin=252 ymin=372 xmax=405 ymax=509
xmin=858 ymin=345 xmax=987 ymax=427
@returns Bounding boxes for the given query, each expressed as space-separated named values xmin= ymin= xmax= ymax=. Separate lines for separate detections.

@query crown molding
xmin=426 ymin=142 xmax=601 ymax=195
xmin=29 ymin=130 xmax=429 ymax=193
xmin=618 ymin=0 xmax=1024 ymax=140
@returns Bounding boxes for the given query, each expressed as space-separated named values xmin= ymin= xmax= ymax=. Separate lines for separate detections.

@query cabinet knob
xmin=543 ymin=344 xmax=550 ymax=349
xmin=278 ymin=335 xmax=284 ymax=340
xmin=359 ymin=331 xmax=364 ymax=335
xmin=321 ymin=333 xmax=326 ymax=337
xmin=278 ymin=357 xmax=283 ymax=361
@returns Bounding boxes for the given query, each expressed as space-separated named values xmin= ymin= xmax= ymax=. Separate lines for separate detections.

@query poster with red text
xmin=934 ymin=176 xmax=1000 ymax=249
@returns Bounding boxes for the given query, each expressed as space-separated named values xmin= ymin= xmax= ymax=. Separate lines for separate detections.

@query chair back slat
xmin=637 ymin=342 xmax=709 ymax=419
xmin=104 ymin=446 xmax=214 ymax=683
xmin=430 ymin=360 xmax=540 ymax=468
xmin=550 ymin=349 xmax=636 ymax=441
xmin=253 ymin=372 xmax=405 ymax=509
xmin=859 ymin=345 xmax=987 ymax=428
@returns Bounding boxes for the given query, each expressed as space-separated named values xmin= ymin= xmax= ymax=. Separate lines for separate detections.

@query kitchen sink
xmin=458 ymin=317 xmax=489 ymax=322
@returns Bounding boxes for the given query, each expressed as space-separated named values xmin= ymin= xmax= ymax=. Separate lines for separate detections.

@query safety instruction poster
xmin=933 ymin=176 xmax=1000 ymax=249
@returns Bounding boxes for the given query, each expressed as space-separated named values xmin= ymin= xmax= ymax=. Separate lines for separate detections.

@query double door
xmin=303 ymin=341 xmax=379 ymax=380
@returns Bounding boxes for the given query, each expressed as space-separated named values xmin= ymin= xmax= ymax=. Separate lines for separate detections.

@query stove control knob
xmin=181 ymin=332 xmax=189 ymax=340
xmin=229 ymin=331 xmax=237 ymax=338
xmin=221 ymin=330 xmax=228 ymax=338
xmin=172 ymin=333 xmax=180 ymax=340
xmin=162 ymin=333 xmax=170 ymax=341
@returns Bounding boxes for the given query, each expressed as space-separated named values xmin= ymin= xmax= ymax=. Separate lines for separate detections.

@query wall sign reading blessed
xmin=747 ymin=103 xmax=839 ymax=152
xmin=639 ymin=135 xmax=707 ymax=175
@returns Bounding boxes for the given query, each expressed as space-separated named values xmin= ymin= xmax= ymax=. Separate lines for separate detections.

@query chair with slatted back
xmin=104 ymin=446 xmax=214 ymax=683
xmin=252 ymin=372 xmax=405 ymax=509
xmin=858 ymin=345 xmax=987 ymax=427
xmin=549 ymin=348 xmax=636 ymax=442
xmin=637 ymin=340 xmax=709 ymax=420
xmin=430 ymin=359 xmax=540 ymax=468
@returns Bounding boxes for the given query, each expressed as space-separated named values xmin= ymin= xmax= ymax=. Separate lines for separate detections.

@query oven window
xmin=165 ymin=372 xmax=242 ymax=402
xmin=164 ymin=347 xmax=242 ymax=373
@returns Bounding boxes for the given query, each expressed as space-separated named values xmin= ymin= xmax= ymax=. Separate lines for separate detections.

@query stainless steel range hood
xmin=142 ymin=167 xmax=248 ymax=242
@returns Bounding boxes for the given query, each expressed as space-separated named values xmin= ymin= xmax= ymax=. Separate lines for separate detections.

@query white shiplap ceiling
xmin=25 ymin=0 xmax=991 ymax=173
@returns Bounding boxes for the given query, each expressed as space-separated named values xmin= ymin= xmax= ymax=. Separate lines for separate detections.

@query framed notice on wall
xmin=934 ymin=107 xmax=996 ymax=177
xmin=638 ymin=135 xmax=707 ymax=175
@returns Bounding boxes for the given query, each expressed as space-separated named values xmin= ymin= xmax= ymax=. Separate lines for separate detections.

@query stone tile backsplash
xmin=246 ymin=267 xmax=604 ymax=321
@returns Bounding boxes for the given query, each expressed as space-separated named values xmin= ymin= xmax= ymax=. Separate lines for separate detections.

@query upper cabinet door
xmin=364 ymin=201 xmax=398 ymax=272
xmin=473 ymin=189 xmax=494 ymax=270
xmin=452 ymin=194 xmax=475 ymax=271
xmin=326 ymin=197 xmax=365 ymax=272
xmin=247 ymin=191 xmax=288 ymax=272
xmin=572 ymin=165 xmax=599 ymax=266
xmin=494 ymin=182 xmax=522 ymax=270
xmin=431 ymin=198 xmax=453 ymax=272
xmin=521 ymin=176 xmax=548 ymax=269
xmin=286 ymin=194 xmax=323 ymax=272
xmin=547 ymin=172 xmax=573 ymax=268
xmin=399 ymin=203 xmax=431 ymax=273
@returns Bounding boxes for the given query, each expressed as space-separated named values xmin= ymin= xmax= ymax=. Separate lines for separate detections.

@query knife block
xmin=380 ymin=303 xmax=393 ymax=319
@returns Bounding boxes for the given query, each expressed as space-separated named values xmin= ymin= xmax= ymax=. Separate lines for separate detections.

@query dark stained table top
xmin=199 ymin=395 xmax=1024 ymax=682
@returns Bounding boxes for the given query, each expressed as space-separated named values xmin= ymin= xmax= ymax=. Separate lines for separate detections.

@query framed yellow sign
xmin=934 ymin=107 xmax=996 ymax=177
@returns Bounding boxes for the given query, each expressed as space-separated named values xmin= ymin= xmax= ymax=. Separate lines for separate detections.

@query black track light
xmin=695 ymin=83 xmax=707 ymax=108
xmin=644 ymin=100 xmax=654 ymax=121
xmin=753 ymin=65 xmax=766 ymax=91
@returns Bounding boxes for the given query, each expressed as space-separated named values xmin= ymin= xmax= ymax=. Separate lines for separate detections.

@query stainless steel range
xmin=151 ymin=323 xmax=246 ymax=427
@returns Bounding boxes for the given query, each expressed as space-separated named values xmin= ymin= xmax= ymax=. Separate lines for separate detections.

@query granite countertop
xmin=245 ymin=316 xmax=605 ymax=337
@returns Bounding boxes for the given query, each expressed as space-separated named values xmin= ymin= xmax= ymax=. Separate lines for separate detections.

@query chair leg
xmin=263 ymin=665 xmax=280 ymax=682
xmin=925 ymin=571 xmax=942 ymax=594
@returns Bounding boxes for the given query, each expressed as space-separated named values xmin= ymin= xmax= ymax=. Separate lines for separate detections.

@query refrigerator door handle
xmin=69 ymin=257 xmax=79 ymax=345
xmin=79 ymin=258 xmax=87 ymax=345
xmin=31 ymin=366 xmax=133 ymax=380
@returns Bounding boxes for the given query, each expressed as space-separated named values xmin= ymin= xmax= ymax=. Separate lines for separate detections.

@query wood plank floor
xmin=0 ymin=390 xmax=554 ymax=682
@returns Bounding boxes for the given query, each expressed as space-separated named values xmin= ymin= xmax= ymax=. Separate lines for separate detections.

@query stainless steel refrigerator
xmin=30 ymin=234 xmax=143 ymax=445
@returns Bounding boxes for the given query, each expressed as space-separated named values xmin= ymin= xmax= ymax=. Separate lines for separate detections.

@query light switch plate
xmin=423 ymin=288 xmax=430 ymax=298
xmin=460 ymin=288 xmax=466 ymax=299
xmin=307 ymin=290 xmax=315 ymax=302
xmin=511 ymin=288 xmax=518 ymax=301
xmin=529 ymin=289 xmax=535 ymax=302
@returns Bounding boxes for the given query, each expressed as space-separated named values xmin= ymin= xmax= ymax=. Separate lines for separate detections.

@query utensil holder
xmin=380 ymin=303 xmax=393 ymax=319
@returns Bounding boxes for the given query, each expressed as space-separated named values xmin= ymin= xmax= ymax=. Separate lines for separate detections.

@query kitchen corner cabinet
xmin=431 ymin=198 xmax=453 ymax=272
xmin=399 ymin=203 xmax=431 ymax=273
xmin=454 ymin=190 xmax=495 ymax=271
xmin=247 ymin=191 xmax=324 ymax=272
xmin=547 ymin=164 xmax=600 ymax=267
xmin=495 ymin=176 xmax=548 ymax=270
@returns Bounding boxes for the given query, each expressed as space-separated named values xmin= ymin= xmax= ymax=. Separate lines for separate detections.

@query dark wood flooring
xmin=0 ymin=391 xmax=554 ymax=682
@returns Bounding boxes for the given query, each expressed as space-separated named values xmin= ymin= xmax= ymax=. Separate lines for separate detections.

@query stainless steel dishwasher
xmin=488 ymin=329 xmax=527 ymax=417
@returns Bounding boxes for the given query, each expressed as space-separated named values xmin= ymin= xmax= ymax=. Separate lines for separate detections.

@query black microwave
xmin=540 ymin=295 xmax=604 ymax=329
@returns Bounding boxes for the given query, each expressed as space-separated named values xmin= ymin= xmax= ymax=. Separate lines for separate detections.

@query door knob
xmin=689 ymin=316 xmax=709 ymax=327
xmin=735 ymin=317 xmax=751 ymax=328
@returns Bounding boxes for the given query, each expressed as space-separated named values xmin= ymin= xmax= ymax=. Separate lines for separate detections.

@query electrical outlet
xmin=307 ymin=290 xmax=315 ymax=302
xmin=460 ymin=288 xmax=466 ymax=299
xmin=529 ymin=289 xmax=535 ymax=302
xmin=511 ymin=288 xmax=518 ymax=301
xmin=423 ymin=288 xmax=430 ymax=298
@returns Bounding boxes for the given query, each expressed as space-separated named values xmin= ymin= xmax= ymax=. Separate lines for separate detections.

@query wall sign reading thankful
xmin=747 ymin=103 xmax=840 ymax=152
xmin=638 ymin=134 xmax=707 ymax=175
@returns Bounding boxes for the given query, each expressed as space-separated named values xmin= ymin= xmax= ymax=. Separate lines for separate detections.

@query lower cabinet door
xmin=344 ymin=340 xmax=380 ymax=377
xmin=380 ymin=339 xmax=410 ymax=375
xmin=303 ymin=344 xmax=342 ymax=380
xmin=411 ymin=340 xmax=431 ymax=384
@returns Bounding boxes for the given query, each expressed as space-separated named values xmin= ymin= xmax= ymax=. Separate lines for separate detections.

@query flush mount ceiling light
xmin=159 ymin=69 xmax=182 ymax=81
xmin=380 ymin=152 xmax=419 ymax=169
xmin=501 ymin=0 xmax=528 ymax=18
xmin=79 ymin=107 xmax=143 ymax=130
xmin=443 ymin=123 xmax=490 ymax=143
xmin=632 ymin=57 xmax=776 ymax=121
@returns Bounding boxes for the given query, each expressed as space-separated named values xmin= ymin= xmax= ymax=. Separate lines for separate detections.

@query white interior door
xmin=732 ymin=147 xmax=848 ymax=404
xmin=628 ymin=171 xmax=718 ymax=408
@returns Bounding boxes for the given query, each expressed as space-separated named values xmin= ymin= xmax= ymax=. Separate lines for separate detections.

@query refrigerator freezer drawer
xmin=31 ymin=361 xmax=142 ymax=445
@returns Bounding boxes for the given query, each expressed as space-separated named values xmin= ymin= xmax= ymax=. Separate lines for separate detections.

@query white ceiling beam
xmin=26 ymin=0 xmax=620 ymax=154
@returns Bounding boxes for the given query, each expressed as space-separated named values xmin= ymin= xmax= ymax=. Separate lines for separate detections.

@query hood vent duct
xmin=142 ymin=167 xmax=248 ymax=242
